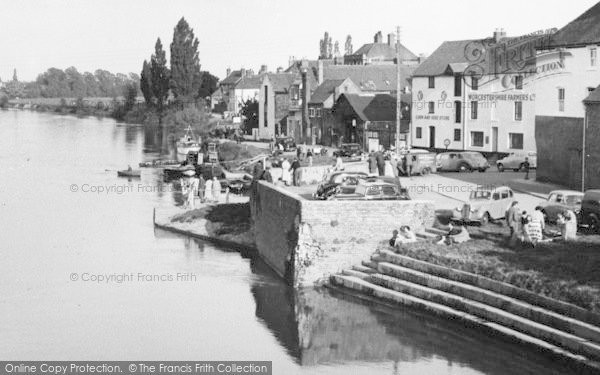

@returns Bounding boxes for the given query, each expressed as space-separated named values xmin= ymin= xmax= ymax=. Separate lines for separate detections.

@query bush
xmin=0 ymin=95 xmax=8 ymax=108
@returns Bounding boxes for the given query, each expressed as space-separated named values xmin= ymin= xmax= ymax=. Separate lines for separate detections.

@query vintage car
xmin=328 ymin=179 xmax=410 ymax=201
xmin=398 ymin=152 xmax=438 ymax=176
xmin=333 ymin=143 xmax=363 ymax=159
xmin=436 ymin=151 xmax=490 ymax=172
xmin=496 ymin=151 xmax=537 ymax=172
xmin=580 ymin=190 xmax=600 ymax=233
xmin=540 ymin=190 xmax=584 ymax=223
xmin=313 ymin=171 xmax=369 ymax=200
xmin=452 ymin=186 xmax=515 ymax=224
xmin=275 ymin=137 xmax=297 ymax=152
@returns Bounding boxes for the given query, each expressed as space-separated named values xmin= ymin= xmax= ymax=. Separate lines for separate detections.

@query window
xmin=591 ymin=47 xmax=597 ymax=67
xmin=509 ymin=133 xmax=524 ymax=149
xmin=316 ymin=108 xmax=322 ymax=117
xmin=454 ymin=75 xmax=462 ymax=97
xmin=454 ymin=101 xmax=461 ymax=123
xmin=514 ymin=101 xmax=523 ymax=121
xmin=471 ymin=101 xmax=478 ymax=119
xmin=428 ymin=76 xmax=435 ymax=88
xmin=309 ymin=108 xmax=315 ymax=118
xmin=290 ymin=85 xmax=299 ymax=101
xmin=471 ymin=77 xmax=478 ymax=90
xmin=501 ymin=191 xmax=509 ymax=199
xmin=493 ymin=193 xmax=500 ymax=200
xmin=558 ymin=88 xmax=565 ymax=112
xmin=454 ymin=129 xmax=461 ymax=141
xmin=515 ymin=75 xmax=523 ymax=90
xmin=470 ymin=131 xmax=484 ymax=147
xmin=428 ymin=101 xmax=435 ymax=114
xmin=416 ymin=127 xmax=422 ymax=139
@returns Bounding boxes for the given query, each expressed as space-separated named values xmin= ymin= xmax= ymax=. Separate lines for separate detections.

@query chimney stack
xmin=317 ymin=60 xmax=323 ymax=85
xmin=240 ymin=68 xmax=246 ymax=78
xmin=226 ymin=67 xmax=231 ymax=77
xmin=387 ymin=33 xmax=396 ymax=47
xmin=493 ymin=28 xmax=507 ymax=42
xmin=276 ymin=67 xmax=283 ymax=73
xmin=374 ymin=31 xmax=383 ymax=44
xmin=259 ymin=65 xmax=268 ymax=75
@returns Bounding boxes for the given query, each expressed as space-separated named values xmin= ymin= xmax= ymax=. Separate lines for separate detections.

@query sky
xmin=1 ymin=0 xmax=598 ymax=82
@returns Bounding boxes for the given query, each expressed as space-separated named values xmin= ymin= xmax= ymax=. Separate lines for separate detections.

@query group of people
xmin=506 ymin=202 xmax=577 ymax=247
xmin=389 ymin=223 xmax=471 ymax=249
xmin=180 ymin=176 xmax=224 ymax=209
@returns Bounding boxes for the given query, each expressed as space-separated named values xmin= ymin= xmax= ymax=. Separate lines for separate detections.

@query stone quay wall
xmin=250 ymin=181 xmax=435 ymax=287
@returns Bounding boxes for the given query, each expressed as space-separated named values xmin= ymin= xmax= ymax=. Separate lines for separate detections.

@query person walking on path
xmin=523 ymin=157 xmax=531 ymax=180
xmin=212 ymin=176 xmax=221 ymax=203
xmin=368 ymin=152 xmax=377 ymax=175
xmin=204 ymin=177 xmax=213 ymax=203
xmin=291 ymin=158 xmax=301 ymax=186
xmin=375 ymin=147 xmax=386 ymax=176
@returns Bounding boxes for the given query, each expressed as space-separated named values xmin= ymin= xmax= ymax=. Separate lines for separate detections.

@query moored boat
xmin=117 ymin=169 xmax=141 ymax=178
xmin=177 ymin=125 xmax=201 ymax=155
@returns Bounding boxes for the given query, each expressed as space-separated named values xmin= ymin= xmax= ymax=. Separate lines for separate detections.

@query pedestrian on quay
xmin=406 ymin=153 xmax=414 ymax=177
xmin=368 ymin=152 xmax=377 ymax=175
xmin=523 ymin=157 xmax=531 ymax=180
xmin=212 ymin=176 xmax=221 ymax=203
xmin=198 ymin=175 xmax=206 ymax=203
xmin=281 ymin=158 xmax=292 ymax=186
xmin=307 ymin=148 xmax=313 ymax=167
xmin=334 ymin=155 xmax=344 ymax=171
xmin=291 ymin=158 xmax=301 ymax=186
xmin=180 ymin=178 xmax=189 ymax=209
xmin=204 ymin=177 xmax=213 ymax=203
xmin=189 ymin=175 xmax=199 ymax=209
xmin=375 ymin=147 xmax=386 ymax=176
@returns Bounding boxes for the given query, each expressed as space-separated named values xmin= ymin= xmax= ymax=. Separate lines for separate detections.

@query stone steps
xmin=330 ymin=250 xmax=600 ymax=371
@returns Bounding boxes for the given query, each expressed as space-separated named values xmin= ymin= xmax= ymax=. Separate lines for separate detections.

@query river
xmin=0 ymin=110 xmax=571 ymax=374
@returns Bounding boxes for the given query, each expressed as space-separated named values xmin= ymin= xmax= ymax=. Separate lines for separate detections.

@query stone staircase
xmin=330 ymin=249 xmax=600 ymax=373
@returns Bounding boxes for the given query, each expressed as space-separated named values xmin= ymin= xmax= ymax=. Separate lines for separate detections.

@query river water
xmin=0 ymin=110 xmax=572 ymax=374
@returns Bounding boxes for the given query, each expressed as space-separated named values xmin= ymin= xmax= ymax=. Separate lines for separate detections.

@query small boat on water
xmin=177 ymin=125 xmax=201 ymax=155
xmin=163 ymin=164 xmax=196 ymax=180
xmin=117 ymin=169 xmax=141 ymax=178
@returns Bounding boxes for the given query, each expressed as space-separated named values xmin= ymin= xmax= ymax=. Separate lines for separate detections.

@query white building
xmin=411 ymin=31 xmax=541 ymax=154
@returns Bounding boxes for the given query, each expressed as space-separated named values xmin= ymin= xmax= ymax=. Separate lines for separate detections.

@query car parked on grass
xmin=452 ymin=186 xmax=515 ymax=224
xmin=496 ymin=151 xmax=537 ymax=172
xmin=313 ymin=171 xmax=369 ymax=200
xmin=436 ymin=151 xmax=490 ymax=172
xmin=580 ymin=190 xmax=600 ymax=233
xmin=333 ymin=143 xmax=363 ymax=159
xmin=328 ymin=179 xmax=409 ymax=201
xmin=540 ymin=190 xmax=584 ymax=223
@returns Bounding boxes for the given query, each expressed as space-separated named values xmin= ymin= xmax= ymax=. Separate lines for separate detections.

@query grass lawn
xmin=170 ymin=203 xmax=251 ymax=236
xmin=388 ymin=212 xmax=600 ymax=313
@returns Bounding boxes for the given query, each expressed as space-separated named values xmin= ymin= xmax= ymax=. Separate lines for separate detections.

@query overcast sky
xmin=1 ymin=0 xmax=598 ymax=81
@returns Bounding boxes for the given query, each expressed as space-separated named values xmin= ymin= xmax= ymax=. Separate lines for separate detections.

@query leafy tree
xmin=123 ymin=82 xmax=138 ymax=112
xmin=94 ymin=69 xmax=117 ymax=97
xmin=150 ymin=38 xmax=170 ymax=111
xmin=345 ymin=35 xmax=353 ymax=55
xmin=83 ymin=72 xmax=100 ymax=97
xmin=319 ymin=32 xmax=333 ymax=59
xmin=197 ymin=71 xmax=218 ymax=99
xmin=169 ymin=17 xmax=201 ymax=102
xmin=240 ymin=98 xmax=258 ymax=134
xmin=65 ymin=67 xmax=86 ymax=97
xmin=140 ymin=60 xmax=153 ymax=105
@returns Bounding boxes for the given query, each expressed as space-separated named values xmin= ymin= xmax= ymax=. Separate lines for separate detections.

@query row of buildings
xmin=212 ymin=2 xmax=600 ymax=188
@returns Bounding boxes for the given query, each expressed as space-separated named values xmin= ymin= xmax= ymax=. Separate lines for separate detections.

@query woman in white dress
xmin=281 ymin=159 xmax=291 ymax=186
xmin=212 ymin=177 xmax=221 ymax=203
xmin=204 ymin=178 xmax=213 ymax=203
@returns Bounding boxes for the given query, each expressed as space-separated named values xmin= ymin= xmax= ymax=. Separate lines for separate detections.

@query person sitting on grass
xmin=557 ymin=210 xmax=578 ymax=241
xmin=522 ymin=215 xmax=543 ymax=247
xmin=436 ymin=223 xmax=470 ymax=245
xmin=389 ymin=226 xmax=417 ymax=248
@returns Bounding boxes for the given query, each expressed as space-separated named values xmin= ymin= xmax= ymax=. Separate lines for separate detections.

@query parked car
xmin=275 ymin=137 xmax=296 ymax=152
xmin=580 ymin=190 xmax=600 ymax=233
xmin=313 ymin=171 xmax=369 ymax=200
xmin=329 ymin=179 xmax=409 ymax=201
xmin=452 ymin=186 xmax=515 ymax=224
xmin=333 ymin=143 xmax=363 ymax=159
xmin=399 ymin=152 xmax=437 ymax=176
xmin=436 ymin=151 xmax=490 ymax=172
xmin=496 ymin=151 xmax=537 ymax=172
xmin=540 ymin=190 xmax=584 ymax=223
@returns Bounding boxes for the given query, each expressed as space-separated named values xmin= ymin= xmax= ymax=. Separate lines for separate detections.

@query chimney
xmin=276 ymin=67 xmax=283 ymax=73
xmin=240 ymin=68 xmax=246 ymax=78
xmin=259 ymin=65 xmax=268 ymax=75
xmin=246 ymin=69 xmax=254 ymax=77
xmin=289 ymin=56 xmax=296 ymax=68
xmin=226 ymin=67 xmax=231 ymax=77
xmin=387 ymin=33 xmax=396 ymax=47
xmin=493 ymin=28 xmax=507 ymax=42
xmin=317 ymin=60 xmax=323 ymax=85
xmin=374 ymin=31 xmax=383 ymax=44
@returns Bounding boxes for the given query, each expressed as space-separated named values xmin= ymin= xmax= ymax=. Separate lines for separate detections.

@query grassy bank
xmin=386 ymin=220 xmax=600 ymax=313
xmin=171 ymin=203 xmax=251 ymax=236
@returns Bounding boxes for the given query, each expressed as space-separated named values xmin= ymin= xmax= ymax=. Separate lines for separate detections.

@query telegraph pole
xmin=395 ymin=26 xmax=402 ymax=152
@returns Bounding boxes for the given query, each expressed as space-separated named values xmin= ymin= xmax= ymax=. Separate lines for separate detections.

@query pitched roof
xmin=323 ymin=65 xmax=415 ymax=92
xmin=352 ymin=42 xmax=418 ymax=61
xmin=235 ymin=74 xmax=265 ymax=90
xmin=413 ymin=40 xmax=477 ymax=76
xmin=265 ymin=73 xmax=297 ymax=92
xmin=220 ymin=70 xmax=242 ymax=85
xmin=308 ymin=79 xmax=346 ymax=104
xmin=584 ymin=85 xmax=600 ymax=103
xmin=338 ymin=93 xmax=401 ymax=122
xmin=548 ymin=2 xmax=600 ymax=48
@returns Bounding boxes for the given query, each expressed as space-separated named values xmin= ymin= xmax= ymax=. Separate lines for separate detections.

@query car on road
xmin=580 ymin=190 xmax=600 ymax=233
xmin=329 ymin=179 xmax=409 ymax=201
xmin=452 ymin=186 xmax=515 ymax=224
xmin=496 ymin=151 xmax=537 ymax=172
xmin=313 ymin=171 xmax=369 ymax=200
xmin=275 ymin=137 xmax=296 ymax=152
xmin=333 ymin=143 xmax=363 ymax=159
xmin=436 ymin=151 xmax=490 ymax=172
xmin=540 ymin=190 xmax=584 ymax=223
xmin=398 ymin=152 xmax=438 ymax=176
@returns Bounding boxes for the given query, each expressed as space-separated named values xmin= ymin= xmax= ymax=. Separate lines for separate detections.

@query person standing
xmin=334 ymin=155 xmax=344 ymax=171
xmin=375 ymin=148 xmax=385 ymax=176
xmin=406 ymin=153 xmax=414 ymax=177
xmin=281 ymin=158 xmax=292 ymax=186
xmin=506 ymin=201 xmax=521 ymax=245
xmin=368 ymin=152 xmax=377 ymax=175
xmin=291 ymin=158 xmax=301 ymax=186
xmin=198 ymin=175 xmax=206 ymax=203
xmin=212 ymin=176 xmax=222 ymax=203
xmin=523 ymin=157 xmax=531 ymax=180
xmin=204 ymin=177 xmax=213 ymax=203
xmin=307 ymin=148 xmax=313 ymax=167
xmin=189 ymin=175 xmax=199 ymax=209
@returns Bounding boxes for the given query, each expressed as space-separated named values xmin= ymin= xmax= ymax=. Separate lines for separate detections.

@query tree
xmin=140 ymin=60 xmax=153 ymax=105
xmin=319 ymin=32 xmax=333 ymax=59
xmin=65 ymin=67 xmax=86 ymax=98
xmin=83 ymin=72 xmax=100 ymax=97
xmin=169 ymin=17 xmax=201 ymax=102
xmin=94 ymin=69 xmax=117 ymax=97
xmin=150 ymin=38 xmax=170 ymax=111
xmin=345 ymin=35 xmax=353 ymax=55
xmin=123 ymin=82 xmax=138 ymax=112
xmin=197 ymin=71 xmax=218 ymax=99
xmin=240 ymin=98 xmax=258 ymax=134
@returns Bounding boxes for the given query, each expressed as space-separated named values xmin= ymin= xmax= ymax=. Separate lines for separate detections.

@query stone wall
xmin=251 ymin=181 xmax=435 ymax=287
